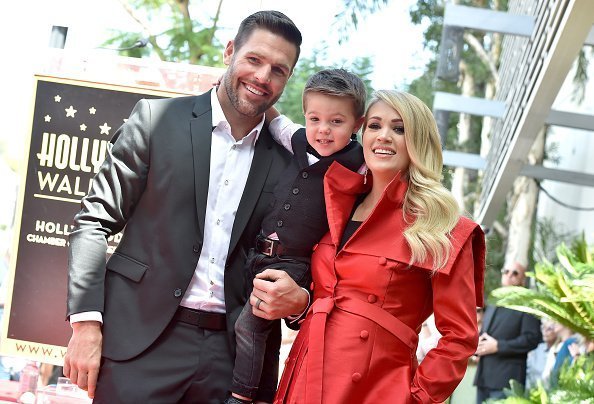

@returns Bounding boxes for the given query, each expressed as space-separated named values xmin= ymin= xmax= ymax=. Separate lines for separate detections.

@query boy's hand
xmin=265 ymin=106 xmax=280 ymax=125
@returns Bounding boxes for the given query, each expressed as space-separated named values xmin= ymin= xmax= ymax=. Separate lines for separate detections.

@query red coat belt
xmin=297 ymin=295 xmax=419 ymax=404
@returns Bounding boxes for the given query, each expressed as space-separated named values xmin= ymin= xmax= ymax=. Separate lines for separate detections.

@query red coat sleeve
xmin=410 ymin=232 xmax=483 ymax=403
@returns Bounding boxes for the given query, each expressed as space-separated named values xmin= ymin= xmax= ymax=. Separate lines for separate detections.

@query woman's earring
xmin=363 ymin=167 xmax=368 ymax=185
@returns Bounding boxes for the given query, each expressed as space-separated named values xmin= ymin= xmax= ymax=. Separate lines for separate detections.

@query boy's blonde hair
xmin=366 ymin=90 xmax=460 ymax=271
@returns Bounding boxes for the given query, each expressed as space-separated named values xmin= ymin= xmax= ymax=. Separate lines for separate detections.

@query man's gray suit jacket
xmin=67 ymin=90 xmax=291 ymax=361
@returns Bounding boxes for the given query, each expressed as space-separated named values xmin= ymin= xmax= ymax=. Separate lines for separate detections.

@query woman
xmin=274 ymin=90 xmax=485 ymax=403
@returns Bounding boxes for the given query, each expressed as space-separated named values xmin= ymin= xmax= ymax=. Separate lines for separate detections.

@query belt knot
xmin=311 ymin=296 xmax=334 ymax=314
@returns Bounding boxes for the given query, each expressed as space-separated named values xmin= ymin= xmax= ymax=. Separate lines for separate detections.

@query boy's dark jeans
xmin=231 ymin=250 xmax=311 ymax=400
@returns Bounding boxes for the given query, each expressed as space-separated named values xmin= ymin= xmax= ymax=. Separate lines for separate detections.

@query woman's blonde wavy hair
xmin=366 ymin=90 xmax=460 ymax=271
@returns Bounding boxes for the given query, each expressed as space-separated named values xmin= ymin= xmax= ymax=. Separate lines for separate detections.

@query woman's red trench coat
xmin=274 ymin=163 xmax=486 ymax=404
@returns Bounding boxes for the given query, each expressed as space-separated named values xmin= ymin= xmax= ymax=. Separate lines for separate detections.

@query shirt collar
xmin=211 ymin=88 xmax=264 ymax=142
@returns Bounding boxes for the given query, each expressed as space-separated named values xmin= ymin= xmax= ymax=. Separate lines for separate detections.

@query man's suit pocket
xmin=106 ymin=252 xmax=148 ymax=282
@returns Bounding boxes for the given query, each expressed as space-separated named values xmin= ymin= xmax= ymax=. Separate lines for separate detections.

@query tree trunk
xmin=504 ymin=128 xmax=545 ymax=267
xmin=451 ymin=60 xmax=474 ymax=212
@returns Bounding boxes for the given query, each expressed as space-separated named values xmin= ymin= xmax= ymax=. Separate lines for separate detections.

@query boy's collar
xmin=306 ymin=143 xmax=323 ymax=159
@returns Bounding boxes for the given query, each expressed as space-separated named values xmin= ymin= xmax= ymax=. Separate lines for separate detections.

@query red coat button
xmin=367 ymin=294 xmax=377 ymax=303
xmin=352 ymin=373 xmax=362 ymax=382
xmin=378 ymin=257 xmax=387 ymax=265
xmin=360 ymin=330 xmax=369 ymax=340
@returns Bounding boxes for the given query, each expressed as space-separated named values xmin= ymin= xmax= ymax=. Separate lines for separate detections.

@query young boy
xmin=227 ymin=69 xmax=366 ymax=404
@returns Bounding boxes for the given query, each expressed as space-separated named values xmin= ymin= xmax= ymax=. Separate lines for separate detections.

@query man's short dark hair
xmin=234 ymin=10 xmax=302 ymax=66
xmin=303 ymin=69 xmax=367 ymax=117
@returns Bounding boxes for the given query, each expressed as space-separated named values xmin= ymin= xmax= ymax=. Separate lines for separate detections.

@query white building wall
xmin=537 ymin=58 xmax=594 ymax=243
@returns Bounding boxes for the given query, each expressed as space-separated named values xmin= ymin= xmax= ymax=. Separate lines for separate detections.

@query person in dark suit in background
xmin=474 ymin=261 xmax=542 ymax=402
xmin=63 ymin=10 xmax=308 ymax=404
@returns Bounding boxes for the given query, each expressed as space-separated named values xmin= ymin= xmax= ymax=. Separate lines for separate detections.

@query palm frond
xmin=492 ymin=237 xmax=594 ymax=339
xmin=493 ymin=356 xmax=594 ymax=403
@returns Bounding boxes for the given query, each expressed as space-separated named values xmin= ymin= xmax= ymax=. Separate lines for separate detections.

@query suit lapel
xmin=189 ymin=90 xmax=213 ymax=240
xmin=481 ymin=305 xmax=497 ymax=333
xmin=227 ymin=127 xmax=274 ymax=257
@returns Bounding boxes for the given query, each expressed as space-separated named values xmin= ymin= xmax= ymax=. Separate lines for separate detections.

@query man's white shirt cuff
xmin=69 ymin=311 xmax=103 ymax=325
xmin=287 ymin=287 xmax=311 ymax=324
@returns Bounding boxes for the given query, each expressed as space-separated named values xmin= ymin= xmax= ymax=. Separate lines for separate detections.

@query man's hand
xmin=63 ymin=321 xmax=102 ymax=399
xmin=476 ymin=332 xmax=498 ymax=356
xmin=251 ymin=268 xmax=308 ymax=320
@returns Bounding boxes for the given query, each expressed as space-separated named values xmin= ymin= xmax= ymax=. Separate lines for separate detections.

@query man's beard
xmin=222 ymin=67 xmax=280 ymax=117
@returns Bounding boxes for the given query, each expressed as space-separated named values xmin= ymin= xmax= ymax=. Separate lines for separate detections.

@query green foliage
xmin=107 ymin=1 xmax=378 ymax=126
xmin=543 ymin=139 xmax=561 ymax=166
xmin=334 ymin=0 xmax=389 ymax=44
xmin=103 ymin=31 xmax=152 ymax=59
xmin=484 ymin=205 xmax=507 ymax=300
xmin=532 ymin=217 xmax=575 ymax=264
xmin=410 ymin=0 xmax=445 ymax=53
xmin=407 ymin=1 xmax=509 ymax=155
xmin=350 ymin=57 xmax=375 ymax=96
xmin=498 ymin=379 xmax=532 ymax=403
xmin=571 ymin=48 xmax=593 ymax=105
xmin=406 ymin=61 xmax=459 ymax=148
xmin=406 ymin=59 xmax=437 ymax=105
xmin=405 ymin=0 xmax=498 ymax=214
xmin=492 ymin=355 xmax=594 ymax=403
xmin=492 ymin=233 xmax=594 ymax=339
xmin=275 ymin=56 xmax=321 ymax=125
xmin=407 ymin=1 xmax=492 ymax=158
xmin=103 ymin=0 xmax=224 ymax=66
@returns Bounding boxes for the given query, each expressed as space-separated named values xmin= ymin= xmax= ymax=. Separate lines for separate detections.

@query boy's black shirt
xmin=260 ymin=128 xmax=364 ymax=251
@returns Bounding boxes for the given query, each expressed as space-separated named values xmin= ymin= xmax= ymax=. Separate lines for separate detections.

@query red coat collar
xmin=323 ymin=162 xmax=484 ymax=278
xmin=324 ymin=162 xmax=423 ymax=264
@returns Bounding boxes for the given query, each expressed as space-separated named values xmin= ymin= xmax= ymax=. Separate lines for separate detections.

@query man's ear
xmin=223 ymin=40 xmax=234 ymax=66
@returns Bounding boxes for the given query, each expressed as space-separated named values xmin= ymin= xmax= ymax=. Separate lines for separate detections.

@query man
xmin=474 ymin=261 xmax=542 ymax=402
xmin=64 ymin=11 xmax=308 ymax=403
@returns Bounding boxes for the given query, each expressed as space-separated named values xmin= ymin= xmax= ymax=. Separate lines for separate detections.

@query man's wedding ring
xmin=256 ymin=298 xmax=263 ymax=310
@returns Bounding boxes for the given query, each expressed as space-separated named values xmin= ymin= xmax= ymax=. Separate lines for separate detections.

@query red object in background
xmin=0 ymin=380 xmax=19 ymax=402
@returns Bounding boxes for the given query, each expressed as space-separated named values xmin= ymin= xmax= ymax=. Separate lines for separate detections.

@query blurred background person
xmin=525 ymin=318 xmax=557 ymax=390
xmin=473 ymin=261 xmax=542 ymax=402
xmin=542 ymin=323 xmax=580 ymax=387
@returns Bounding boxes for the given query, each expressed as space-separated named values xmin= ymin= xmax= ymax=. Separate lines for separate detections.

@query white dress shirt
xmin=180 ymin=90 xmax=262 ymax=313
xmin=71 ymin=90 xmax=264 ymax=323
